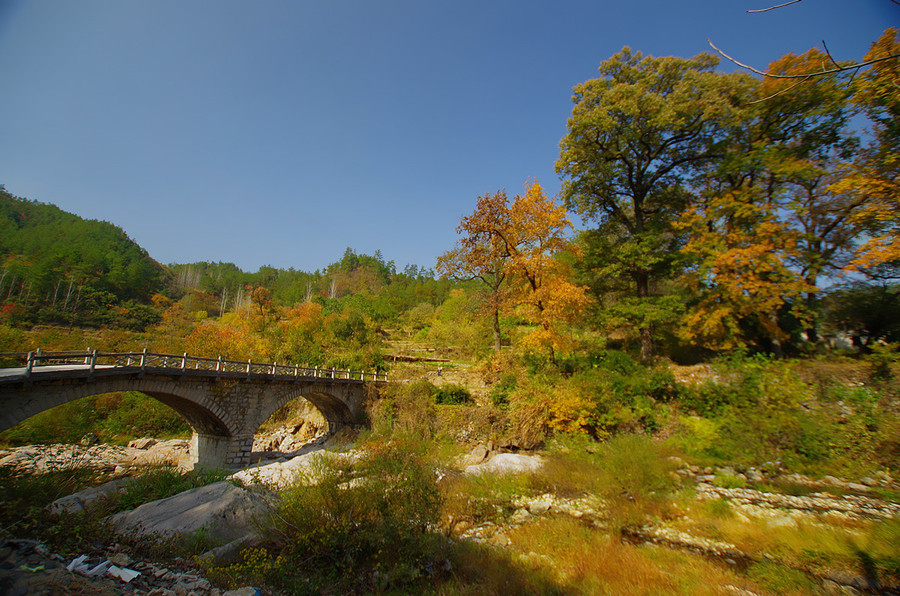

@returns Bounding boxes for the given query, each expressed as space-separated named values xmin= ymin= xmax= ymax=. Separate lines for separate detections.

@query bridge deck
xmin=0 ymin=350 xmax=387 ymax=385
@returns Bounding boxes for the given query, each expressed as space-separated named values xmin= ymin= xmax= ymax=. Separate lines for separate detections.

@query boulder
xmin=48 ymin=478 xmax=130 ymax=515
xmin=109 ymin=481 xmax=269 ymax=544
xmin=231 ymin=449 xmax=355 ymax=489
xmin=457 ymin=444 xmax=492 ymax=468
xmin=128 ymin=438 xmax=158 ymax=450
xmin=464 ymin=453 xmax=544 ymax=476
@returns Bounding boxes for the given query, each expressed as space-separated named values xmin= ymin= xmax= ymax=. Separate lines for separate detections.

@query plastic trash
xmin=66 ymin=554 xmax=89 ymax=573
xmin=108 ymin=564 xmax=141 ymax=583
xmin=86 ymin=560 xmax=111 ymax=577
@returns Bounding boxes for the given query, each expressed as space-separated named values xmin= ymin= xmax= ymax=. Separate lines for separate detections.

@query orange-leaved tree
xmin=439 ymin=181 xmax=589 ymax=360
xmin=436 ymin=190 xmax=511 ymax=351
xmin=678 ymin=48 xmax=854 ymax=351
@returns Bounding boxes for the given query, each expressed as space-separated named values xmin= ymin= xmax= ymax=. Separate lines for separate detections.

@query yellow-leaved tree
xmin=678 ymin=48 xmax=857 ymax=352
xmin=504 ymin=181 xmax=591 ymax=360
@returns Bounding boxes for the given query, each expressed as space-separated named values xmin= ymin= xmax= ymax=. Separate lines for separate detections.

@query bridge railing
xmin=0 ymin=349 xmax=387 ymax=382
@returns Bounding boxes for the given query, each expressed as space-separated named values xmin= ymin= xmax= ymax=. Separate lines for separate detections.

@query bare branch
xmin=747 ymin=0 xmax=803 ymax=13
xmin=821 ymin=40 xmax=841 ymax=70
xmin=747 ymin=76 xmax=813 ymax=103
xmin=707 ymin=38 xmax=900 ymax=79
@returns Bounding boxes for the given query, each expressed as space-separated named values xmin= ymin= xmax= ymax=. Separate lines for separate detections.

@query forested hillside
xmin=0 ymin=187 xmax=167 ymax=329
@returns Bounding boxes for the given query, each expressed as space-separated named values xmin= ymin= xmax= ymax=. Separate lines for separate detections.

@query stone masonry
xmin=0 ymin=367 xmax=371 ymax=469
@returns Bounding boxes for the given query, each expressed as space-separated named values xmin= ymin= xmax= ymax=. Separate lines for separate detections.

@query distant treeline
xmin=0 ymin=187 xmax=454 ymax=331
xmin=168 ymin=248 xmax=453 ymax=324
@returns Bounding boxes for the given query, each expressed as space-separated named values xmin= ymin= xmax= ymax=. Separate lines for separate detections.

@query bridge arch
xmin=0 ymin=377 xmax=238 ymax=439
xmin=248 ymin=388 xmax=356 ymax=437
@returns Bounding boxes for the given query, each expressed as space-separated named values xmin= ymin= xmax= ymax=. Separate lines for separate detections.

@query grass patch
xmin=111 ymin=466 xmax=230 ymax=513
xmin=745 ymin=561 xmax=817 ymax=594
xmin=676 ymin=506 xmax=900 ymax=588
xmin=503 ymin=516 xmax=761 ymax=595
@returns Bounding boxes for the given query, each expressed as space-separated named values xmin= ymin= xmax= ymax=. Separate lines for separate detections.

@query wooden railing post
xmin=247 ymin=359 xmax=252 ymax=375
xmin=89 ymin=349 xmax=97 ymax=374
xmin=216 ymin=356 xmax=222 ymax=372
xmin=84 ymin=348 xmax=92 ymax=365
xmin=25 ymin=351 xmax=34 ymax=377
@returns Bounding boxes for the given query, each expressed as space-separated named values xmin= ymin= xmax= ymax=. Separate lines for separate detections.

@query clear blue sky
xmin=1 ymin=1 xmax=896 ymax=273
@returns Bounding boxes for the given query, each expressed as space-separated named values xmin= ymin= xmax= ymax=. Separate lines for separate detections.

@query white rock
xmin=464 ymin=453 xmax=544 ymax=476
xmin=48 ymin=478 xmax=130 ymax=515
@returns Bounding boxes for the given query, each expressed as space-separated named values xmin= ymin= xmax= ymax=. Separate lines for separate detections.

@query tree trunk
xmin=635 ymin=271 xmax=654 ymax=361
xmin=805 ymin=291 xmax=819 ymax=344
xmin=492 ymin=306 xmax=502 ymax=351
xmin=639 ymin=326 xmax=654 ymax=362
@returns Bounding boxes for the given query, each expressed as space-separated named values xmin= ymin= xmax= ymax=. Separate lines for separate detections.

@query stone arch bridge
xmin=0 ymin=350 xmax=386 ymax=469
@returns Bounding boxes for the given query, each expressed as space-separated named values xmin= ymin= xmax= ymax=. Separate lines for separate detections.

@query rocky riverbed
xmin=1 ymin=439 xmax=898 ymax=595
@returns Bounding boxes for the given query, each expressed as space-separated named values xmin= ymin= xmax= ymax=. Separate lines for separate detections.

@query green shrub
xmin=366 ymin=380 xmax=438 ymax=441
xmin=433 ymin=383 xmax=474 ymax=405
xmin=489 ymin=372 xmax=518 ymax=408
xmin=232 ymin=442 xmax=446 ymax=593
xmin=0 ymin=391 xmax=190 ymax=446
xmin=868 ymin=343 xmax=899 ymax=382
xmin=712 ymin=472 xmax=746 ymax=489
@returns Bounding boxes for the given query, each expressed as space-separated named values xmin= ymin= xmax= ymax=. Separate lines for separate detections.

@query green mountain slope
xmin=0 ymin=187 xmax=167 ymax=328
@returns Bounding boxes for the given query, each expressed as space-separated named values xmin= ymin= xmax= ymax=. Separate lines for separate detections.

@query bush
xmin=227 ymin=442 xmax=447 ymax=593
xmin=0 ymin=391 xmax=190 ymax=446
xmin=366 ymin=380 xmax=438 ymax=441
xmin=433 ymin=383 xmax=474 ymax=405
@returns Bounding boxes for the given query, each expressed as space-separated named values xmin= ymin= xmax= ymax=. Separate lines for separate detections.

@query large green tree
xmin=556 ymin=48 xmax=748 ymax=360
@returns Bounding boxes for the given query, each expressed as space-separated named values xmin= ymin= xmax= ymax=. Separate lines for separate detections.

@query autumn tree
xmin=502 ymin=182 xmax=590 ymax=360
xmin=679 ymin=48 xmax=860 ymax=350
xmin=556 ymin=48 xmax=747 ymax=360
xmin=833 ymin=28 xmax=900 ymax=269
xmin=436 ymin=190 xmax=511 ymax=351
xmin=439 ymin=182 xmax=589 ymax=359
